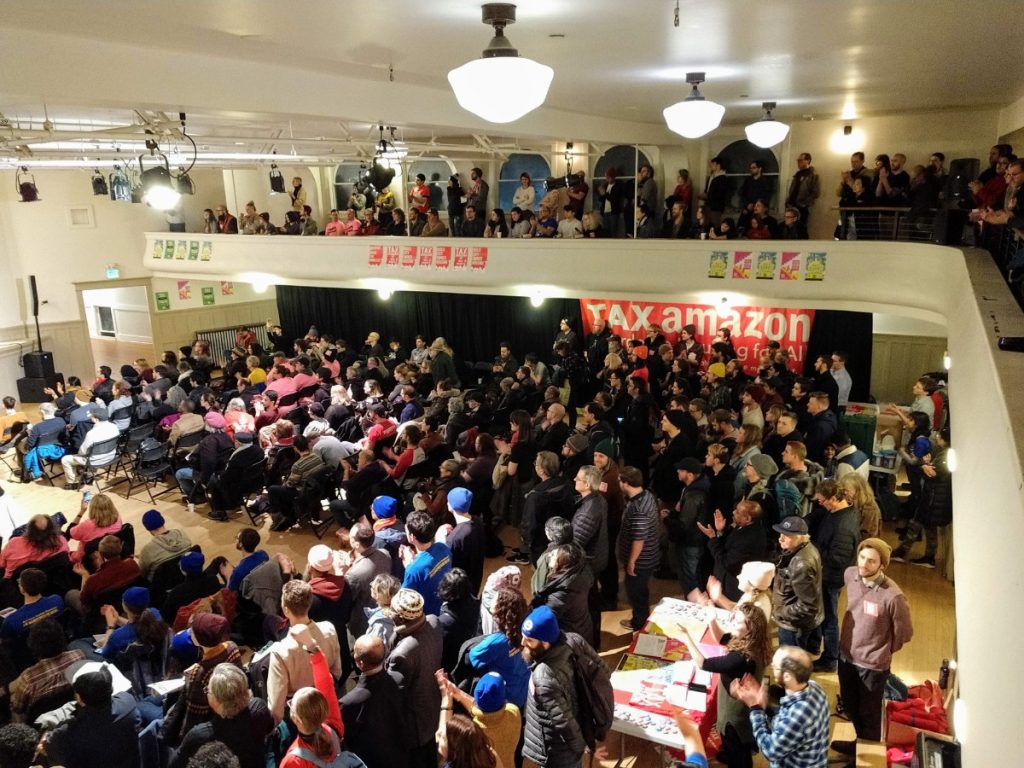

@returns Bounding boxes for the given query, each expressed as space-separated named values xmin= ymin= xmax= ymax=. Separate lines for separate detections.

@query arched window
xmin=334 ymin=162 xmax=376 ymax=212
xmin=499 ymin=153 xmax=550 ymax=211
xmin=407 ymin=159 xmax=456 ymax=211
xmin=714 ymin=140 xmax=781 ymax=212
xmin=593 ymin=145 xmax=652 ymax=209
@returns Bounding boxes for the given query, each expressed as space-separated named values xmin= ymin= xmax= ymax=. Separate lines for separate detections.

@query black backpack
xmin=564 ymin=632 xmax=614 ymax=750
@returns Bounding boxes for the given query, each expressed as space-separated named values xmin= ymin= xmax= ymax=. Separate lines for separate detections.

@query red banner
xmin=580 ymin=298 xmax=815 ymax=374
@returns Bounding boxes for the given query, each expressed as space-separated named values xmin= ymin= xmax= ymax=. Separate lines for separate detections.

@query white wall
xmin=149 ymin=277 xmax=275 ymax=313
xmin=0 ymin=167 xmax=225 ymax=327
xmin=82 ymin=284 xmax=152 ymax=343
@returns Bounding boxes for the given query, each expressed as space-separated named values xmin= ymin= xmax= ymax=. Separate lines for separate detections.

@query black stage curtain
xmin=803 ymin=309 xmax=873 ymax=402
xmin=277 ymin=286 xmax=580 ymax=366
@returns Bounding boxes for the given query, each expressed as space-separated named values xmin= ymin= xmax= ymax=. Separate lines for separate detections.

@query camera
xmin=545 ymin=172 xmax=584 ymax=191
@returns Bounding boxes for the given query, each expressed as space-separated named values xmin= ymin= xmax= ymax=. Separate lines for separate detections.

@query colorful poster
xmin=188 ymin=241 xmax=200 ymax=260
xmin=707 ymin=251 xmax=728 ymax=279
xmin=780 ymin=251 xmax=802 ymax=281
xmin=152 ymin=239 xmax=164 ymax=259
xmin=368 ymin=245 xmax=384 ymax=267
xmin=175 ymin=240 xmax=187 ymax=260
xmin=756 ymin=252 xmax=778 ymax=280
xmin=220 ymin=281 xmax=234 ymax=296
xmin=731 ymin=251 xmax=752 ymax=279
xmin=163 ymin=240 xmax=175 ymax=259
xmin=384 ymin=245 xmax=401 ymax=267
xmin=806 ymin=252 xmax=827 ymax=281
xmin=200 ymin=241 xmax=212 ymax=261
xmin=201 ymin=286 xmax=215 ymax=306
xmin=155 ymin=292 xmax=170 ymax=311
xmin=579 ymin=298 xmax=816 ymax=375
xmin=177 ymin=280 xmax=191 ymax=300
xmin=418 ymin=246 xmax=435 ymax=268
xmin=470 ymin=246 xmax=488 ymax=270
xmin=400 ymin=246 xmax=417 ymax=268
xmin=452 ymin=246 xmax=470 ymax=270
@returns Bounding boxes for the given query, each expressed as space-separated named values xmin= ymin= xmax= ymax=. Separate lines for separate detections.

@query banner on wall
xmin=579 ymin=298 xmax=816 ymax=374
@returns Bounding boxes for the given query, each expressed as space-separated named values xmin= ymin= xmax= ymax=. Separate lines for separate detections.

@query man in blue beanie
xmin=520 ymin=606 xmax=586 ymax=768
xmin=444 ymin=487 xmax=485 ymax=593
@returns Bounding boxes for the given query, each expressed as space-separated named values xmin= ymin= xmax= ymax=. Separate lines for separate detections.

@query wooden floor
xmin=0 ymin=450 xmax=954 ymax=767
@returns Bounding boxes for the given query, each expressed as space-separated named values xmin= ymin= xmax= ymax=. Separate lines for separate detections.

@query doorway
xmin=81 ymin=284 xmax=156 ymax=373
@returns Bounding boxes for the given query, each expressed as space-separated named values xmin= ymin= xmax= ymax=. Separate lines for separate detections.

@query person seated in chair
xmin=0 ymin=568 xmax=64 ymax=645
xmin=67 ymin=535 xmax=140 ymax=619
xmin=92 ymin=586 xmax=168 ymax=662
xmin=0 ymin=514 xmax=70 ymax=578
xmin=163 ymin=552 xmax=221 ymax=625
xmin=8 ymin=619 xmax=85 ymax=723
xmin=138 ymin=510 xmax=194 ymax=580
xmin=268 ymin=435 xmax=325 ymax=532
xmin=60 ymin=411 xmax=120 ymax=491
xmin=207 ymin=432 xmax=265 ymax=522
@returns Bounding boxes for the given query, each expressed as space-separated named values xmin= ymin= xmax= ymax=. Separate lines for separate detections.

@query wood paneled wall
xmin=870 ymin=334 xmax=948 ymax=404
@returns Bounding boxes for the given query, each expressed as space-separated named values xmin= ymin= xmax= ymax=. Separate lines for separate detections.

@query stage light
xmin=139 ymin=153 xmax=181 ymax=211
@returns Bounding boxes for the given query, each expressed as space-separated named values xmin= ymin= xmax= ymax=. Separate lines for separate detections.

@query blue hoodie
xmin=468 ymin=632 xmax=530 ymax=710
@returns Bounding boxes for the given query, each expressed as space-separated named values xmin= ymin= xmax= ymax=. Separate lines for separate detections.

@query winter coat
xmin=532 ymin=559 xmax=594 ymax=641
xmin=813 ymin=505 xmax=861 ymax=588
xmin=773 ymin=541 xmax=824 ymax=631
xmin=664 ymin=475 xmax=711 ymax=548
xmin=522 ymin=640 xmax=585 ymax=768
xmin=572 ymin=493 xmax=609 ymax=574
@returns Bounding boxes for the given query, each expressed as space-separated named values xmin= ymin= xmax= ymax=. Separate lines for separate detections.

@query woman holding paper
xmin=680 ymin=603 xmax=770 ymax=768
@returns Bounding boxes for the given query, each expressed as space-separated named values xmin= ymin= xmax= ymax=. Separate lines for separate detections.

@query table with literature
xmin=609 ymin=597 xmax=732 ymax=760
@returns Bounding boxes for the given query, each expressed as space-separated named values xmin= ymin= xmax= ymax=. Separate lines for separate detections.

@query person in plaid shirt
xmin=731 ymin=646 xmax=829 ymax=768
xmin=8 ymin=619 xmax=85 ymax=721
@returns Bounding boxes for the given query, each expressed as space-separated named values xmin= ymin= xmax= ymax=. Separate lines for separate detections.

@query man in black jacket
xmin=515 ymin=451 xmax=575 ymax=565
xmin=662 ymin=458 xmax=711 ymax=599
xmin=207 ymin=431 xmax=264 ymax=521
xmin=698 ymin=499 xmax=768 ymax=601
xmin=342 ymin=635 xmax=412 ymax=768
xmin=811 ymin=479 xmax=861 ymax=672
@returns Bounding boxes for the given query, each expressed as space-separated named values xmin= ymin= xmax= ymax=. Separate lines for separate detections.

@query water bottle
xmin=938 ymin=659 xmax=950 ymax=689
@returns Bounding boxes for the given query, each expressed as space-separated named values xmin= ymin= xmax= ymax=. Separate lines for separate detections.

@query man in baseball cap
xmin=772 ymin=515 xmax=824 ymax=654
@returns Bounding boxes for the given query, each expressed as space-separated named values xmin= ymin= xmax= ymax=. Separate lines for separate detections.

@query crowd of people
xmin=0 ymin=310 xmax=953 ymax=767
xmin=189 ymin=141 xmax=1014 ymax=247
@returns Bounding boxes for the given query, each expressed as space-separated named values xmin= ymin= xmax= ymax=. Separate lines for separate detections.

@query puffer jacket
xmin=571 ymin=493 xmax=609 ymax=573
xmin=532 ymin=558 xmax=594 ymax=642
xmin=773 ymin=540 xmax=824 ymax=631
xmin=920 ymin=447 xmax=953 ymax=527
xmin=522 ymin=640 xmax=585 ymax=768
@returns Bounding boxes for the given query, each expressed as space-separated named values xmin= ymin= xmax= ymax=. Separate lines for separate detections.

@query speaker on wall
xmin=23 ymin=351 xmax=54 ymax=379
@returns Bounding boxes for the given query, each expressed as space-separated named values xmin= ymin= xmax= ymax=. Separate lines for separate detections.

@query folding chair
xmin=123 ymin=442 xmax=175 ymax=504
xmin=78 ymin=435 xmax=123 ymax=491
xmin=113 ymin=421 xmax=156 ymax=479
xmin=294 ymin=463 xmax=341 ymax=539
xmin=238 ymin=456 xmax=269 ymax=525
xmin=35 ymin=430 xmax=67 ymax=486
xmin=170 ymin=429 xmax=203 ymax=470
xmin=0 ymin=421 xmax=27 ymax=474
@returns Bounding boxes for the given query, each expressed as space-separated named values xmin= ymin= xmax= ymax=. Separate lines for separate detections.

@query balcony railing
xmin=835 ymin=206 xmax=944 ymax=243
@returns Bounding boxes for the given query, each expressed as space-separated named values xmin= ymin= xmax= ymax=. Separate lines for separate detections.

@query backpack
xmin=772 ymin=478 xmax=805 ymax=519
xmin=564 ymin=632 xmax=614 ymax=750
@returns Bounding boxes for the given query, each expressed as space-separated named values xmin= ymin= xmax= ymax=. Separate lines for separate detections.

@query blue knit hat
xmin=521 ymin=605 xmax=560 ymax=644
xmin=141 ymin=509 xmax=165 ymax=531
xmin=180 ymin=551 xmax=205 ymax=575
xmin=122 ymin=586 xmax=150 ymax=611
xmin=474 ymin=672 xmax=508 ymax=713
xmin=447 ymin=487 xmax=473 ymax=514
xmin=372 ymin=496 xmax=398 ymax=519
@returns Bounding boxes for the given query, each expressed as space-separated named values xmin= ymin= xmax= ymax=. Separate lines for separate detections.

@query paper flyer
xmin=806 ymin=252 xmax=827 ymax=281
xmin=155 ymin=292 xmax=170 ymax=311
xmin=200 ymin=241 xmax=212 ymax=261
xmin=732 ymin=251 xmax=753 ymax=279
xmin=188 ymin=241 xmax=200 ymax=260
xmin=780 ymin=251 xmax=802 ymax=280
xmin=201 ymin=286 xmax=215 ymax=306
xmin=756 ymin=251 xmax=778 ymax=279
xmin=708 ymin=251 xmax=728 ymax=279
xmin=177 ymin=280 xmax=191 ymax=300
xmin=175 ymin=240 xmax=187 ymax=260
xmin=220 ymin=281 xmax=234 ymax=295
xmin=152 ymin=240 xmax=164 ymax=259
xmin=163 ymin=240 xmax=175 ymax=259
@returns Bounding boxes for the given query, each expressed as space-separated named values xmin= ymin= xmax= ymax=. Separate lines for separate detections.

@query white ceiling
xmin=0 ymin=0 xmax=1022 ymax=163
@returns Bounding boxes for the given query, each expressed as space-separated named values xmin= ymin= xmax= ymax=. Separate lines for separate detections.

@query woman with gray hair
xmin=171 ymin=663 xmax=274 ymax=768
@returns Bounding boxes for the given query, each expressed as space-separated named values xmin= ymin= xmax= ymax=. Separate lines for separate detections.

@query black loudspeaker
xmin=17 ymin=373 xmax=64 ymax=404
xmin=932 ymin=208 xmax=969 ymax=246
xmin=23 ymin=351 xmax=55 ymax=380
xmin=29 ymin=274 xmax=39 ymax=317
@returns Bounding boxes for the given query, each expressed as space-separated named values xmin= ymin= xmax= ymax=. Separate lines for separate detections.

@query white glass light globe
xmin=745 ymin=119 xmax=790 ymax=148
xmin=448 ymin=57 xmax=554 ymax=123
xmin=662 ymin=98 xmax=726 ymax=139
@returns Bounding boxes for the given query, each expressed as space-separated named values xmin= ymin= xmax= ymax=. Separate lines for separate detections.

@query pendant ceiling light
xmin=745 ymin=101 xmax=790 ymax=148
xmin=662 ymin=72 xmax=725 ymax=139
xmin=448 ymin=3 xmax=554 ymax=124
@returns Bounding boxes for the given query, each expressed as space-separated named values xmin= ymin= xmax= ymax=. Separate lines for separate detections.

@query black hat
xmin=675 ymin=457 xmax=703 ymax=474
xmin=772 ymin=516 xmax=809 ymax=535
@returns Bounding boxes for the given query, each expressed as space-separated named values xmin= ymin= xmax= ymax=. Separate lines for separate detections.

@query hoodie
xmin=139 ymin=529 xmax=194 ymax=580
xmin=468 ymin=632 xmax=530 ymax=710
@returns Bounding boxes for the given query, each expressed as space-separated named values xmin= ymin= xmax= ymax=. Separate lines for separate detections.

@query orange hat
xmin=633 ymin=345 xmax=649 ymax=360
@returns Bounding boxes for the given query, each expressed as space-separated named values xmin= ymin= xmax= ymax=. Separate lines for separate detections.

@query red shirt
xmin=81 ymin=557 xmax=141 ymax=611
xmin=411 ymin=183 xmax=430 ymax=213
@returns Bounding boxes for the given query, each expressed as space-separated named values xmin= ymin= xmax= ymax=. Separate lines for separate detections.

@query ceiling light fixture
xmin=16 ymin=166 xmax=40 ymax=202
xmin=662 ymin=72 xmax=725 ymax=139
xmin=745 ymin=101 xmax=790 ymax=148
xmin=91 ymin=169 xmax=109 ymax=196
xmin=448 ymin=3 xmax=554 ymax=123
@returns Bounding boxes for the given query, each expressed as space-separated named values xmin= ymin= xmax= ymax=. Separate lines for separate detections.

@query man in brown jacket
xmin=832 ymin=538 xmax=913 ymax=756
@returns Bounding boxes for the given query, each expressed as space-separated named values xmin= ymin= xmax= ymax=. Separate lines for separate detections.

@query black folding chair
xmin=108 ymin=405 xmax=134 ymax=432
xmin=171 ymin=430 xmax=204 ymax=470
xmin=293 ymin=464 xmax=340 ymax=540
xmin=35 ymin=430 xmax=67 ymax=486
xmin=0 ymin=421 xmax=27 ymax=474
xmin=238 ymin=456 xmax=269 ymax=525
xmin=124 ymin=442 xmax=174 ymax=504
xmin=113 ymin=421 xmax=156 ymax=479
